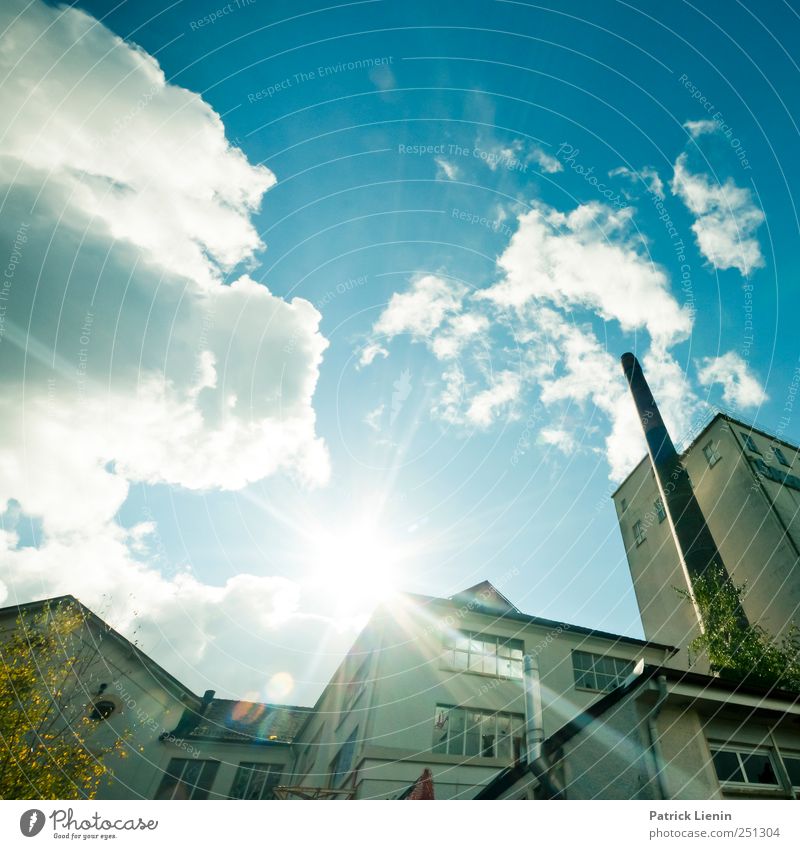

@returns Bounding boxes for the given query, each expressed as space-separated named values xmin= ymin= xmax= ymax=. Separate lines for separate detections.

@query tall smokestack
xmin=620 ymin=353 xmax=745 ymax=624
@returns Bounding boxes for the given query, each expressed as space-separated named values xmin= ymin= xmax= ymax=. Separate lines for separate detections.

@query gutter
xmin=644 ymin=675 xmax=669 ymax=799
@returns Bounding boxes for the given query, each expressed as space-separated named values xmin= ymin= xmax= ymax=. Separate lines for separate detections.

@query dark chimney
xmin=620 ymin=353 xmax=744 ymax=609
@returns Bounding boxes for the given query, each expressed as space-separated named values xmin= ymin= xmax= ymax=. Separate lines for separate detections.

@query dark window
xmin=633 ymin=520 xmax=646 ymax=546
xmin=156 ymin=758 xmax=219 ymax=800
xmin=620 ymin=498 xmax=628 ymax=512
xmin=572 ymin=650 xmax=634 ymax=692
xmin=782 ymin=756 xmax=800 ymax=788
xmin=432 ymin=705 xmax=524 ymax=760
xmin=654 ymin=498 xmax=666 ymax=523
xmin=229 ymin=762 xmax=283 ymax=799
xmin=773 ymin=446 xmax=791 ymax=467
xmin=741 ymin=432 xmax=760 ymax=454
xmin=710 ymin=748 xmax=778 ymax=787
xmin=329 ymin=727 xmax=358 ymax=787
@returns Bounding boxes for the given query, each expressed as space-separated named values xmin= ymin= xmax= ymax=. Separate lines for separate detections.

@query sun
xmin=305 ymin=519 xmax=401 ymax=616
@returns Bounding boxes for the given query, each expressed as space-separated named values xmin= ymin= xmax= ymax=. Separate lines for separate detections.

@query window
xmin=442 ymin=631 xmax=524 ymax=678
xmin=654 ymin=497 xmax=666 ymax=523
xmin=229 ymin=762 xmax=283 ymax=799
xmin=329 ymin=727 xmax=358 ymax=787
xmin=740 ymin=432 xmax=761 ymax=454
xmin=432 ymin=705 xmax=524 ymax=761
xmin=343 ymin=654 xmax=371 ymax=711
xmin=710 ymin=747 xmax=778 ymax=787
xmin=773 ymin=446 xmax=791 ymax=467
xmin=633 ymin=520 xmax=646 ymax=546
xmin=156 ymin=758 xmax=219 ymax=800
xmin=702 ymin=440 xmax=721 ymax=467
xmin=620 ymin=497 xmax=628 ymax=513
xmin=572 ymin=650 xmax=635 ymax=692
xmin=782 ymin=755 xmax=800 ymax=789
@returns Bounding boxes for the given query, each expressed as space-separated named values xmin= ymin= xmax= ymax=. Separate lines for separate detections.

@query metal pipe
xmin=523 ymin=654 xmax=544 ymax=763
xmin=644 ymin=675 xmax=669 ymax=799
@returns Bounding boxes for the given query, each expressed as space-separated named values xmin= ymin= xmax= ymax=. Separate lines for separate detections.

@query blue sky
xmin=1 ymin=0 xmax=798 ymax=704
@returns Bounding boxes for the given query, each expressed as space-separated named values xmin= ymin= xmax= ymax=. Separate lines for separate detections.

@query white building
xmin=612 ymin=413 xmax=800 ymax=664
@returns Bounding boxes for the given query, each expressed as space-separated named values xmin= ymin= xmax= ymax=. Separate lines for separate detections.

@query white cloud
xmin=478 ymin=201 xmax=692 ymax=350
xmin=0 ymin=0 xmax=338 ymax=700
xmin=697 ymin=351 xmax=767 ymax=409
xmin=683 ymin=119 xmax=718 ymax=138
xmin=608 ymin=165 xmax=665 ymax=199
xmin=671 ymin=153 xmax=765 ymax=275
xmin=435 ymin=158 xmax=460 ymax=181
xmin=528 ymin=147 xmax=563 ymax=174
xmin=0 ymin=0 xmax=274 ymax=289
xmin=372 ymin=274 xmax=466 ymax=341
xmin=540 ymin=428 xmax=578 ymax=454
xmin=465 ymin=370 xmax=522 ymax=427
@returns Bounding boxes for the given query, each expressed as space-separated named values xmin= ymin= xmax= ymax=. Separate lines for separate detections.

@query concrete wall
xmin=614 ymin=416 xmax=800 ymax=659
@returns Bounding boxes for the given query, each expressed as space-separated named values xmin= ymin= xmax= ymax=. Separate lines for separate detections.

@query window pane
xmin=448 ymin=709 xmax=465 ymax=756
xmin=783 ymin=757 xmax=800 ymax=787
xmin=484 ymin=640 xmax=497 ymax=655
xmin=469 ymin=638 xmax=483 ymax=654
xmin=712 ymin=750 xmax=744 ymax=783
xmin=455 ymin=634 xmax=469 ymax=651
xmin=468 ymin=653 xmax=482 ymax=672
xmin=465 ymin=712 xmax=482 ymax=756
xmin=741 ymin=753 xmax=778 ymax=785
xmin=482 ymin=654 xmax=498 ymax=675
xmin=498 ymin=643 xmax=511 ymax=658
xmin=496 ymin=715 xmax=512 ymax=761
xmin=509 ymin=659 xmax=523 ymax=679
xmin=453 ymin=650 xmax=468 ymax=670
xmin=497 ymin=656 xmax=512 ymax=677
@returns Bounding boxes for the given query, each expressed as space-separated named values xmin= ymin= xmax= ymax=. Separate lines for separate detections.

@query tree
xmin=0 ymin=599 xmax=129 ymax=799
xmin=678 ymin=564 xmax=800 ymax=691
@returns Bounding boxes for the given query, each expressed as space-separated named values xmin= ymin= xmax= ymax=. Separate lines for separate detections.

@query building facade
xmin=612 ymin=414 xmax=800 ymax=663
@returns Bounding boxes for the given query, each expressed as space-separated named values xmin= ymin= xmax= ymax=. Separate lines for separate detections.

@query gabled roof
xmin=0 ymin=594 xmax=197 ymax=704
xmin=449 ymin=580 xmax=521 ymax=615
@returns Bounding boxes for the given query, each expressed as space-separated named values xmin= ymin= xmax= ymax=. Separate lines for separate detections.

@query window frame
xmin=709 ymin=745 xmax=780 ymax=789
xmin=432 ymin=704 xmax=525 ymax=761
xmin=740 ymin=432 xmax=761 ymax=454
xmin=773 ymin=446 xmax=791 ymax=467
xmin=329 ymin=726 xmax=359 ymax=788
xmin=572 ymin=650 xmax=635 ymax=693
xmin=441 ymin=630 xmax=524 ymax=679
xmin=702 ymin=440 xmax=721 ymax=467
xmin=632 ymin=519 xmax=646 ymax=546
xmin=654 ymin=497 xmax=666 ymax=523
xmin=156 ymin=758 xmax=220 ymax=800
xmin=229 ymin=762 xmax=284 ymax=800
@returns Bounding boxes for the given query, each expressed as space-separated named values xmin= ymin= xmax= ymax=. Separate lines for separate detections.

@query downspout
xmin=644 ymin=675 xmax=669 ymax=799
xmin=523 ymin=654 xmax=562 ymax=798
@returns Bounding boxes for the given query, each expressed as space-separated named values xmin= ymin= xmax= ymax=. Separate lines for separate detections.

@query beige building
xmin=612 ymin=413 xmax=800 ymax=664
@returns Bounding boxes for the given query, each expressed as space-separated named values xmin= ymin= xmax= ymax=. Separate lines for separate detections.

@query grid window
xmin=740 ymin=432 xmax=761 ymax=454
xmin=633 ymin=520 xmax=646 ymax=546
xmin=442 ymin=631 xmax=524 ymax=678
xmin=782 ymin=756 xmax=800 ymax=788
xmin=654 ymin=497 xmax=666 ymax=523
xmin=620 ymin=498 xmax=628 ymax=512
xmin=773 ymin=446 xmax=791 ymax=467
xmin=703 ymin=440 xmax=721 ymax=467
xmin=329 ymin=727 xmax=358 ymax=787
xmin=229 ymin=762 xmax=283 ymax=799
xmin=710 ymin=747 xmax=778 ymax=787
xmin=572 ymin=651 xmax=635 ymax=692
xmin=432 ymin=705 xmax=524 ymax=761
xmin=156 ymin=758 xmax=219 ymax=800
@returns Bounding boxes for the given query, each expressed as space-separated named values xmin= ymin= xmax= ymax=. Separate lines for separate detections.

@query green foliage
xmin=0 ymin=599 xmax=129 ymax=799
xmin=678 ymin=564 xmax=800 ymax=691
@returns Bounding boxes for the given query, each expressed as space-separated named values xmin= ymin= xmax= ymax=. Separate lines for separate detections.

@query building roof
xmin=181 ymin=697 xmax=312 ymax=745
xmin=403 ymin=586 xmax=676 ymax=654
xmin=474 ymin=662 xmax=800 ymax=799
xmin=611 ymin=411 xmax=800 ymax=499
